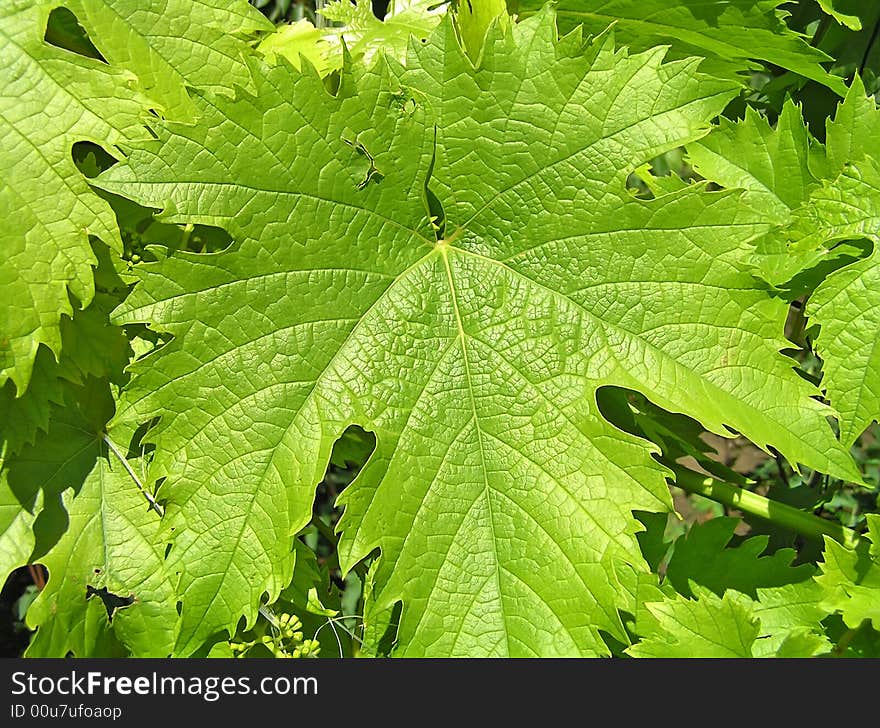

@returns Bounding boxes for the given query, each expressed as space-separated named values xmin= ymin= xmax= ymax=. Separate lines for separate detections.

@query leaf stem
xmin=811 ymin=14 xmax=832 ymax=49
xmin=671 ymin=466 xmax=860 ymax=549
xmin=27 ymin=564 xmax=45 ymax=591
xmin=832 ymin=620 xmax=866 ymax=656
xmin=102 ymin=433 xmax=164 ymax=517
xmin=312 ymin=514 xmax=338 ymax=548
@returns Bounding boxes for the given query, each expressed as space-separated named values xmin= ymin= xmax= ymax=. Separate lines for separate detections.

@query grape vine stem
xmin=671 ymin=465 xmax=861 ymax=550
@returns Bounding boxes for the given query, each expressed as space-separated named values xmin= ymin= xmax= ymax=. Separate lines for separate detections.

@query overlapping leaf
xmin=12 ymin=380 xmax=179 ymax=657
xmin=661 ymin=517 xmax=814 ymax=599
xmin=260 ymin=0 xmax=447 ymax=77
xmin=800 ymin=83 xmax=880 ymax=446
xmin=817 ymin=515 xmax=880 ymax=630
xmin=628 ymin=581 xmax=830 ymax=657
xmin=515 ymin=0 xmax=846 ymax=94
xmin=817 ymin=0 xmax=862 ymax=31
xmin=64 ymin=0 xmax=273 ymax=118
xmin=689 ymin=102 xmax=818 ymax=223
xmin=3 ymin=0 xmax=879 ymax=663
xmin=0 ymin=0 xmax=145 ymax=394
xmin=689 ymin=80 xmax=880 ymax=444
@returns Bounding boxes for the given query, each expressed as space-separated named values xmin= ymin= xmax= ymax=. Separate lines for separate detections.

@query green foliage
xmin=628 ymin=581 xmax=830 ymax=657
xmin=59 ymin=0 xmax=273 ymax=119
xmin=0 ymin=0 xmax=145 ymax=394
xmin=259 ymin=1 xmax=447 ymax=75
xmin=817 ymin=515 xmax=880 ymax=629
xmin=2 ymin=0 xmax=880 ymax=659
xmin=515 ymin=0 xmax=847 ymax=93
xmin=661 ymin=517 xmax=814 ymax=598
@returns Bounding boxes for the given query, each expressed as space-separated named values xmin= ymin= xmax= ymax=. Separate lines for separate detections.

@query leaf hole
xmin=72 ymin=141 xmax=118 ymax=179
xmin=315 ymin=426 xmax=376 ymax=522
xmin=44 ymin=8 xmax=106 ymax=63
xmin=343 ymin=137 xmax=385 ymax=191
xmin=86 ymin=586 xmax=134 ymax=621
xmin=375 ymin=600 xmax=402 ymax=656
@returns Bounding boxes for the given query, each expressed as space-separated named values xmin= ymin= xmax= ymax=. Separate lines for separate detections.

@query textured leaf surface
xmin=689 ymin=102 xmax=817 ymax=222
xmin=628 ymin=588 xmax=760 ymax=657
xmin=801 ymin=89 xmax=880 ymax=445
xmin=824 ymin=78 xmax=880 ymax=175
xmin=100 ymin=12 xmax=856 ymax=656
xmin=66 ymin=0 xmax=272 ymax=118
xmin=21 ymin=382 xmax=178 ymax=657
xmin=690 ymin=80 xmax=880 ymax=444
xmin=809 ymin=204 xmax=880 ymax=446
xmin=817 ymin=514 xmax=880 ymax=629
xmin=743 ymin=581 xmax=830 ymax=657
xmin=0 ymin=0 xmax=145 ymax=393
xmin=628 ymin=581 xmax=829 ymax=657
xmin=516 ymin=0 xmax=846 ymax=94
xmin=662 ymin=517 xmax=814 ymax=599
xmin=800 ymin=83 xmax=880 ymax=445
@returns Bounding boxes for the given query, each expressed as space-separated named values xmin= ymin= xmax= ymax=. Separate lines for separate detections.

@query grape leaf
xmin=627 ymin=587 xmax=760 ymax=657
xmin=796 ymin=137 xmax=879 ymax=444
xmin=1 ymin=241 xmax=131 ymax=456
xmin=807 ymin=175 xmax=880 ymax=447
xmin=258 ymin=19 xmax=336 ymax=76
xmin=817 ymin=514 xmax=880 ymax=629
xmin=628 ymin=581 xmax=830 ymax=657
xmin=662 ymin=517 xmax=815 ymax=599
xmin=794 ymin=83 xmax=880 ymax=445
xmin=744 ymin=580 xmax=830 ymax=657
xmin=515 ymin=0 xmax=847 ymax=94
xmin=64 ymin=0 xmax=273 ymax=118
xmin=456 ymin=0 xmax=508 ymax=62
xmin=688 ymin=80 xmax=880 ymax=443
xmin=99 ymin=10 xmax=857 ymax=656
xmin=0 ymin=0 xmax=146 ymax=394
xmin=688 ymin=102 xmax=818 ymax=223
xmin=21 ymin=381 xmax=178 ymax=657
xmin=824 ymin=78 xmax=880 ymax=175
xmin=0 ymin=481 xmax=39 ymax=587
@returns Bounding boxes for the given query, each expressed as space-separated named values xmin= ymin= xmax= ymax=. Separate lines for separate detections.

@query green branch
xmin=671 ymin=466 xmax=861 ymax=550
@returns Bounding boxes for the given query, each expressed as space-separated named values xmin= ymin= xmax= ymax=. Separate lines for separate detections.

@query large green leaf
xmin=99 ymin=10 xmax=856 ymax=656
xmin=0 ymin=0 xmax=145 ymax=394
xmin=795 ymin=83 xmax=880 ymax=446
xmin=688 ymin=80 xmax=880 ymax=444
xmin=515 ymin=0 xmax=846 ymax=94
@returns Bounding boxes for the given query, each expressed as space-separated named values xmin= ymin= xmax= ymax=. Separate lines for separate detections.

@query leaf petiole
xmin=671 ymin=465 xmax=861 ymax=550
